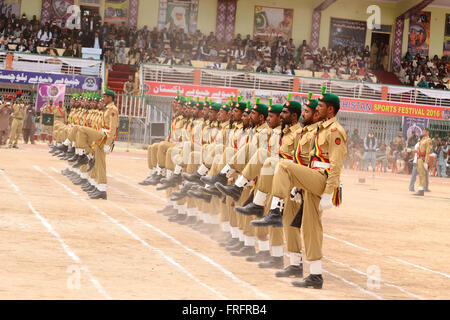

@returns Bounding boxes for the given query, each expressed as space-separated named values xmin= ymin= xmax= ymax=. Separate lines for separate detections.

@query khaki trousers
xmin=272 ymin=162 xmax=326 ymax=261
xmin=8 ymin=119 xmax=23 ymax=146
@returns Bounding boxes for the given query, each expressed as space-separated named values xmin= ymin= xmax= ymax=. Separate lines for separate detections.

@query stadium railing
xmin=140 ymin=63 xmax=450 ymax=108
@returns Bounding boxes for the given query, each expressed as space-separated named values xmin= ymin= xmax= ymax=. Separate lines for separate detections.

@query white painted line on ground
xmin=323 ymin=233 xmax=450 ymax=279
xmin=108 ymin=195 xmax=271 ymax=300
xmin=110 ymin=174 xmax=274 ymax=299
xmin=322 ymin=270 xmax=383 ymax=300
xmin=0 ymin=168 xmax=111 ymax=300
xmin=44 ymin=166 xmax=227 ymax=300
xmin=111 ymin=173 xmax=383 ymax=300
xmin=323 ymin=256 xmax=424 ymax=300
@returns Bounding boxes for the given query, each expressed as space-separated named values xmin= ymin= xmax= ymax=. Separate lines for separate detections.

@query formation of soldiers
xmin=48 ymin=90 xmax=119 ymax=200
xmin=139 ymin=87 xmax=348 ymax=289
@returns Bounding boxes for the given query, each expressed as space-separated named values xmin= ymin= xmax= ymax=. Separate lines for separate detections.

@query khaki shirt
xmin=293 ymin=122 xmax=321 ymax=166
xmin=418 ymin=136 xmax=432 ymax=163
xmin=53 ymin=106 xmax=67 ymax=124
xmin=104 ymin=102 xmax=119 ymax=146
xmin=12 ymin=103 xmax=26 ymax=120
xmin=312 ymin=117 xmax=348 ymax=195
xmin=278 ymin=122 xmax=302 ymax=159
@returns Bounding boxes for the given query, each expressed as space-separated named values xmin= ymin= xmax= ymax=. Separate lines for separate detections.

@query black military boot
xmin=178 ymin=216 xmax=197 ymax=225
xmin=57 ymin=144 xmax=68 ymax=152
xmin=157 ymin=174 xmax=182 ymax=191
xmin=292 ymin=274 xmax=323 ymax=289
xmin=275 ymin=264 xmax=304 ymax=278
xmin=200 ymin=185 xmax=223 ymax=197
xmin=89 ymin=190 xmax=107 ymax=200
xmin=187 ymin=190 xmax=212 ymax=202
xmin=168 ymin=213 xmax=186 ymax=222
xmin=251 ymin=208 xmax=283 ymax=227
xmin=258 ymin=256 xmax=284 ymax=269
xmin=84 ymin=185 xmax=96 ymax=193
xmin=72 ymin=176 xmax=83 ymax=185
xmin=147 ymin=174 xmax=164 ymax=186
xmin=157 ymin=205 xmax=174 ymax=214
xmin=161 ymin=207 xmax=179 ymax=216
xmin=61 ymin=168 xmax=71 ymax=176
xmin=235 ymin=203 xmax=264 ymax=217
xmin=139 ymin=173 xmax=158 ymax=186
xmin=74 ymin=178 xmax=88 ymax=186
xmin=200 ymin=173 xmax=227 ymax=186
xmin=73 ymin=154 xmax=89 ymax=168
xmin=226 ymin=241 xmax=244 ymax=252
xmin=87 ymin=157 xmax=95 ymax=172
xmin=219 ymin=237 xmax=238 ymax=248
xmin=413 ymin=189 xmax=425 ymax=196
xmin=67 ymin=154 xmax=79 ymax=163
xmin=182 ymin=172 xmax=203 ymax=183
xmin=246 ymin=250 xmax=271 ymax=262
xmin=215 ymin=183 xmax=243 ymax=202
xmin=230 ymin=246 xmax=256 ymax=257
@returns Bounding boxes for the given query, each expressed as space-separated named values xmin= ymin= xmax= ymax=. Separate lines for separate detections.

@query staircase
xmin=372 ymin=70 xmax=403 ymax=86
xmin=107 ymin=64 xmax=134 ymax=94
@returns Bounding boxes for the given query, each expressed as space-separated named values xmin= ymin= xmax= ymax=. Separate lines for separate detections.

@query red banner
xmin=144 ymin=81 xmax=238 ymax=101
xmin=293 ymin=93 xmax=450 ymax=120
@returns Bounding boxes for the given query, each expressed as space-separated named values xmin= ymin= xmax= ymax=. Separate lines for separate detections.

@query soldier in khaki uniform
xmin=252 ymin=90 xmax=347 ymax=289
xmin=72 ymin=90 xmax=119 ymax=200
xmin=8 ymin=95 xmax=26 ymax=149
xmin=41 ymin=99 xmax=55 ymax=143
xmin=413 ymin=127 xmax=432 ymax=197
xmin=0 ymin=95 xmax=14 ymax=146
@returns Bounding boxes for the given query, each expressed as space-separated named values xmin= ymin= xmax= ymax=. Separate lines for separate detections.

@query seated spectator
xmin=44 ymin=44 xmax=59 ymax=56
xmin=62 ymin=44 xmax=74 ymax=57
xmin=321 ymin=69 xmax=331 ymax=79
xmin=256 ymin=61 xmax=268 ymax=73
xmin=226 ymin=59 xmax=237 ymax=71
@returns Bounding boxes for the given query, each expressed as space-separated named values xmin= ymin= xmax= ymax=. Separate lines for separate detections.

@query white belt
xmin=279 ymin=158 xmax=292 ymax=163
xmin=102 ymin=128 xmax=110 ymax=134
xmin=311 ymin=161 xmax=330 ymax=169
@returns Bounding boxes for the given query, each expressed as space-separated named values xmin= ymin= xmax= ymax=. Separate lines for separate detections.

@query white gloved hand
xmin=319 ymin=193 xmax=333 ymax=211
xmin=104 ymin=144 xmax=113 ymax=154
xmin=424 ymin=163 xmax=428 ymax=171
xmin=290 ymin=187 xmax=298 ymax=201
xmin=290 ymin=187 xmax=303 ymax=204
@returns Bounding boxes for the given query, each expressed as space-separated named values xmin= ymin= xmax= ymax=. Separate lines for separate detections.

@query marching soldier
xmin=413 ymin=127 xmax=432 ymax=197
xmin=72 ymin=90 xmax=119 ymax=199
xmin=251 ymin=88 xmax=347 ymax=289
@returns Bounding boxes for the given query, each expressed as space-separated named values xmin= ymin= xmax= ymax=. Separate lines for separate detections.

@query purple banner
xmin=0 ymin=69 xmax=101 ymax=91
xmin=36 ymin=84 xmax=66 ymax=112
xmin=402 ymin=116 xmax=429 ymax=140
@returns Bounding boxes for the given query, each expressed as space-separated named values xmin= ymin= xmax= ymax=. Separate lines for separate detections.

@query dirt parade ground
xmin=0 ymin=143 xmax=449 ymax=300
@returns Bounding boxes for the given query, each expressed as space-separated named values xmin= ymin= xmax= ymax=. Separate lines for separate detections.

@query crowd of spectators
xmin=2 ymin=11 xmax=450 ymax=89
xmin=0 ymin=11 xmax=378 ymax=81
xmin=344 ymin=128 xmax=450 ymax=178
xmin=397 ymin=52 xmax=449 ymax=90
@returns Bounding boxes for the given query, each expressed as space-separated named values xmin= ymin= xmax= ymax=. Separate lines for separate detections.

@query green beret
xmin=222 ymin=103 xmax=231 ymax=112
xmin=179 ymin=97 xmax=187 ymax=105
xmin=105 ymin=90 xmax=116 ymax=98
xmin=319 ymin=93 xmax=340 ymax=107
xmin=284 ymin=100 xmax=302 ymax=113
xmin=244 ymin=101 xmax=253 ymax=114
xmin=235 ymin=102 xmax=247 ymax=112
xmin=210 ymin=102 xmax=222 ymax=112
xmin=304 ymin=99 xmax=319 ymax=110
xmin=195 ymin=102 xmax=204 ymax=110
xmin=268 ymin=104 xmax=284 ymax=114
xmin=253 ymin=103 xmax=269 ymax=117
xmin=96 ymin=96 xmax=102 ymax=102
